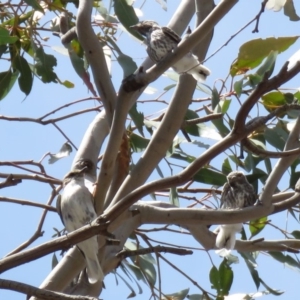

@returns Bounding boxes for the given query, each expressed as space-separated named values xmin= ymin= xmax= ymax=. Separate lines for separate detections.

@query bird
xmin=131 ymin=21 xmax=211 ymax=82
xmin=215 ymin=171 xmax=257 ymax=250
xmin=56 ymin=167 xmax=104 ymax=284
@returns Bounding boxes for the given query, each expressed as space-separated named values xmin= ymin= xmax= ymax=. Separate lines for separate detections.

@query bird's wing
xmin=220 ymin=182 xmax=230 ymax=205
xmin=161 ymin=26 xmax=181 ymax=44
xmin=56 ymin=194 xmax=64 ymax=226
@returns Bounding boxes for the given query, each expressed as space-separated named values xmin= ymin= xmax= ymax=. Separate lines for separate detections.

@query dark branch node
xmin=122 ymin=73 xmax=146 ymax=93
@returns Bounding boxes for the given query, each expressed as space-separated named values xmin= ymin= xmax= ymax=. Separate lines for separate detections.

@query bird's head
xmin=63 ymin=166 xmax=87 ymax=187
xmin=130 ymin=21 xmax=158 ymax=37
xmin=227 ymin=171 xmax=248 ymax=187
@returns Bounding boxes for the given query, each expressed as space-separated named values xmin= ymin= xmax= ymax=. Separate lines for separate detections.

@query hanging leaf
xmin=163 ymin=288 xmax=190 ymax=300
xmin=169 ymin=187 xmax=179 ymax=207
xmin=284 ymin=0 xmax=300 ymax=21
xmin=219 ymin=260 xmax=233 ymax=296
xmin=231 ymin=37 xmax=298 ymax=76
xmin=249 ymin=216 xmax=268 ymax=238
xmin=0 ymin=27 xmax=18 ymax=45
xmin=14 ymin=55 xmax=33 ymax=96
xmin=129 ymin=133 xmax=149 ymax=152
xmin=34 ymin=47 xmax=58 ymax=83
xmin=193 ymin=168 xmax=227 ymax=186
xmin=114 ymin=0 xmax=142 ymax=40
xmin=48 ymin=142 xmax=73 ymax=164
xmin=239 ymin=252 xmax=260 ymax=289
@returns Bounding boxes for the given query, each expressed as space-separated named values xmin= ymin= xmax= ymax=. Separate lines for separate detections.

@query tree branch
xmin=117 ymin=246 xmax=193 ymax=259
xmin=0 ymin=278 xmax=98 ymax=300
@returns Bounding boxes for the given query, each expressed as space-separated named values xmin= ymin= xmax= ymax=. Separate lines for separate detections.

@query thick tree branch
xmin=0 ymin=279 xmax=98 ymax=300
xmin=76 ymin=0 xmax=116 ymax=121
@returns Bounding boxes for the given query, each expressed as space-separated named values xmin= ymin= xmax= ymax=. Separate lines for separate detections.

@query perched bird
xmin=131 ymin=21 xmax=211 ymax=81
xmin=57 ymin=167 xmax=104 ymax=283
xmin=215 ymin=171 xmax=257 ymax=250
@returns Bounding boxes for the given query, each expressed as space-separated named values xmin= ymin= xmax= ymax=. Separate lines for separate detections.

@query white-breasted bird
xmin=57 ymin=167 xmax=104 ymax=283
xmin=131 ymin=21 xmax=211 ymax=82
xmin=215 ymin=171 xmax=257 ymax=250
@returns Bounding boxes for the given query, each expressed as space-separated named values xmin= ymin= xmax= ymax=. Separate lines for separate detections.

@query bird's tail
xmin=189 ymin=64 xmax=211 ymax=82
xmin=85 ymin=256 xmax=104 ymax=284
xmin=215 ymin=223 xmax=243 ymax=250
xmin=79 ymin=238 xmax=104 ymax=284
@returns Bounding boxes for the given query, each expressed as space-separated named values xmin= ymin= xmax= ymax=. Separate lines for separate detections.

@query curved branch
xmin=76 ymin=0 xmax=116 ymax=121
xmin=242 ymin=137 xmax=300 ymax=158
xmin=0 ymin=278 xmax=98 ymax=300
xmin=235 ymin=239 xmax=300 ymax=252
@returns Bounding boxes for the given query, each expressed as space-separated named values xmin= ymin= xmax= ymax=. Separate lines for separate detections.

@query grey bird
xmin=215 ymin=171 xmax=257 ymax=250
xmin=131 ymin=21 xmax=211 ymax=82
xmin=57 ymin=168 xmax=104 ymax=283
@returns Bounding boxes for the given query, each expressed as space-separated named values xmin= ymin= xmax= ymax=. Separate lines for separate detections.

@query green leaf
xmin=138 ymin=255 xmax=156 ymax=286
xmin=23 ymin=0 xmax=44 ymax=12
xmin=14 ymin=55 xmax=33 ymax=96
xmin=255 ymin=50 xmax=277 ymax=78
xmin=129 ymin=133 xmax=149 ymax=152
xmin=193 ymin=168 xmax=227 ymax=186
xmin=231 ymin=37 xmax=299 ymax=76
xmin=123 ymin=261 xmax=146 ymax=283
xmin=291 ymin=230 xmax=300 ymax=239
xmin=211 ymin=87 xmax=220 ymax=109
xmin=222 ymin=158 xmax=232 ymax=175
xmin=234 ymin=78 xmax=244 ymax=97
xmin=117 ymin=53 xmax=138 ymax=78
xmin=34 ymin=47 xmax=57 ymax=83
xmin=169 ymin=187 xmax=179 ymax=207
xmin=268 ymin=251 xmax=300 ymax=270
xmin=155 ymin=165 xmax=164 ymax=178
xmin=187 ymin=294 xmax=204 ymax=300
xmin=219 ymin=260 xmax=233 ymax=295
xmin=260 ymin=278 xmax=284 ymax=296
xmin=239 ymin=252 xmax=260 ymax=289
xmin=114 ymin=0 xmax=141 ymax=40
xmin=249 ymin=216 xmax=267 ymax=238
xmin=0 ymin=27 xmax=18 ymax=45
xmin=284 ymin=0 xmax=300 ymax=21
xmin=264 ymin=127 xmax=288 ymax=151
xmin=209 ymin=265 xmax=220 ymax=292
xmin=52 ymin=253 xmax=58 ymax=269
xmin=203 ymin=107 xmax=229 ymax=138
xmin=0 ymin=70 xmax=19 ymax=100
xmin=164 ymin=288 xmax=189 ymax=300
xmin=48 ymin=142 xmax=73 ymax=164
xmin=164 ymin=84 xmax=176 ymax=91
xmin=115 ymin=271 xmax=137 ymax=298
xmin=96 ymin=2 xmax=119 ymax=23
xmin=262 ymin=91 xmax=286 ymax=111
xmin=0 ymin=44 xmax=8 ymax=57
xmin=184 ymin=109 xmax=200 ymax=136
xmin=60 ymin=80 xmax=74 ymax=88
xmin=129 ymin=104 xmax=144 ymax=136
